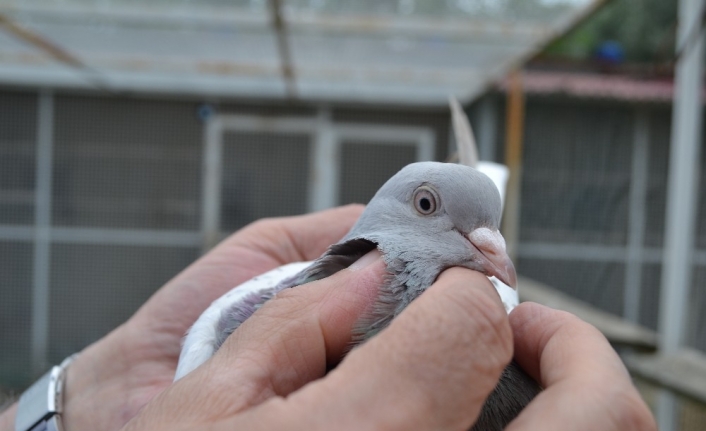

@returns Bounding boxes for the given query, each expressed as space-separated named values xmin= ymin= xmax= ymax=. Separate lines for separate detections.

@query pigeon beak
xmin=466 ymin=228 xmax=517 ymax=289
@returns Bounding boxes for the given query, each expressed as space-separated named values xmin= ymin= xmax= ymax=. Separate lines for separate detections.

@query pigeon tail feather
xmin=449 ymin=95 xmax=479 ymax=167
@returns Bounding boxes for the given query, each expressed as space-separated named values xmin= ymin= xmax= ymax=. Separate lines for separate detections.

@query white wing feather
xmin=174 ymin=261 xmax=314 ymax=381
xmin=174 ymin=260 xmax=519 ymax=381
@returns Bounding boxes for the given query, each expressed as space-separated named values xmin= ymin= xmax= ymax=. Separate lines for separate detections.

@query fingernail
xmin=348 ymin=249 xmax=382 ymax=271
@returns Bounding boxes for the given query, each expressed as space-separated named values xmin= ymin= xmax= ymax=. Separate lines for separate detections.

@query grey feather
xmin=471 ymin=361 xmax=542 ymax=431
xmin=213 ymin=239 xmax=377 ymax=350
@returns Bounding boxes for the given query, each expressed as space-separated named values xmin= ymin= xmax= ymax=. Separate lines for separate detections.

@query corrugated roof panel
xmin=0 ymin=0 xmax=603 ymax=104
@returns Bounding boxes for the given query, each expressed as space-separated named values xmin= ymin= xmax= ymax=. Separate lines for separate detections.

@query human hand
xmin=0 ymin=204 xmax=365 ymax=431
xmin=122 ymin=260 xmax=514 ymax=431
xmin=506 ymin=303 xmax=657 ymax=430
xmin=121 ymin=264 xmax=656 ymax=431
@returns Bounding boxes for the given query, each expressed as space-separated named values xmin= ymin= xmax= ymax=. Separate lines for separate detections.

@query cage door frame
xmin=201 ymin=108 xmax=435 ymax=252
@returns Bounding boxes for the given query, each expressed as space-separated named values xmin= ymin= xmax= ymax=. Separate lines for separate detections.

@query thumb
xmin=219 ymin=267 xmax=513 ymax=431
xmin=124 ymin=250 xmax=386 ymax=430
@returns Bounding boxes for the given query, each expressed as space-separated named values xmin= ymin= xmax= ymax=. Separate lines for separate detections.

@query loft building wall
xmin=0 ymin=88 xmax=450 ymax=389
xmin=0 ymin=85 xmax=703 ymax=391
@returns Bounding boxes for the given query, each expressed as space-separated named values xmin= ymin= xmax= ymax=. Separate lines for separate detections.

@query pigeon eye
xmin=413 ymin=186 xmax=439 ymax=215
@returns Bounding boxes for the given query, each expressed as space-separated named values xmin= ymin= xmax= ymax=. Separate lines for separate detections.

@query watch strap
xmin=15 ymin=355 xmax=76 ymax=431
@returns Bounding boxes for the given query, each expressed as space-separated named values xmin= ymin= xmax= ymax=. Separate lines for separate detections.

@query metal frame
xmin=475 ymin=94 xmax=499 ymax=162
xmin=0 ymin=92 xmax=203 ymax=376
xmin=624 ymin=108 xmax=650 ymax=324
xmin=1 ymin=92 xmax=207 ymax=375
xmin=658 ymin=0 xmax=705 ymax=428
xmin=31 ymin=90 xmax=53 ymax=375
xmin=0 ymin=98 xmax=436 ymax=375
xmin=200 ymin=108 xmax=435 ymax=251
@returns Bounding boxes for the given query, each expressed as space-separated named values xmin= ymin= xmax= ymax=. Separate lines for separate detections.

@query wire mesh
xmin=332 ymin=106 xmax=450 ymax=161
xmin=520 ymin=100 xmax=633 ymax=245
xmin=640 ymin=263 xmax=662 ymax=331
xmin=689 ymin=267 xmax=706 ymax=352
xmin=0 ymin=91 xmax=36 ymax=388
xmin=339 ymin=141 xmax=417 ymax=205
xmin=48 ymin=244 xmax=198 ymax=364
xmin=220 ymin=131 xmax=310 ymax=232
xmin=645 ymin=107 xmax=671 ymax=248
xmin=0 ymin=242 xmax=33 ymax=388
xmin=0 ymin=88 xmax=705 ymax=431
xmin=515 ymin=98 xmax=706 ymax=357
xmin=52 ymin=95 xmax=202 ymax=230
xmin=0 ymin=92 xmax=36 ymax=224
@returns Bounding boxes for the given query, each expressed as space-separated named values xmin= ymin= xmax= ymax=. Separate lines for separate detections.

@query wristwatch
xmin=14 ymin=355 xmax=76 ymax=431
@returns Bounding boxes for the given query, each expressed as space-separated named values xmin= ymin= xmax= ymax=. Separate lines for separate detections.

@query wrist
xmin=0 ymin=402 xmax=17 ymax=431
xmin=61 ymin=325 xmax=134 ymax=431
xmin=61 ymin=322 xmax=171 ymax=431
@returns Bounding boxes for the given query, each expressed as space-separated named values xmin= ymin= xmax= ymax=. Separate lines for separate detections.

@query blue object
xmin=594 ymin=40 xmax=625 ymax=64
xmin=197 ymin=104 xmax=215 ymax=121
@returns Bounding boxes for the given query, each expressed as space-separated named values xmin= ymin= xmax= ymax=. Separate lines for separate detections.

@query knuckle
xmin=245 ymin=217 xmax=274 ymax=232
xmin=257 ymin=288 xmax=315 ymax=326
xmin=245 ymin=217 xmax=289 ymax=240
xmin=270 ymin=287 xmax=311 ymax=308
xmin=455 ymin=287 xmax=513 ymax=366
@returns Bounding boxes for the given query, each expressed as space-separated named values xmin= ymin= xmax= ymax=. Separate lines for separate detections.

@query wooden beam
xmin=625 ymin=349 xmax=706 ymax=404
xmin=269 ymin=0 xmax=297 ymax=99
xmin=518 ymin=276 xmax=658 ymax=351
xmin=0 ymin=13 xmax=107 ymax=89
xmin=502 ymin=70 xmax=524 ymax=261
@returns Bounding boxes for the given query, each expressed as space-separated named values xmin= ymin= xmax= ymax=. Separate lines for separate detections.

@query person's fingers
xmin=235 ymin=203 xmax=366 ymax=265
xmin=506 ymin=302 xmax=656 ymax=431
xmin=124 ymin=250 xmax=386 ymax=430
xmin=217 ymin=267 xmax=513 ymax=431
xmin=130 ymin=205 xmax=365 ymax=345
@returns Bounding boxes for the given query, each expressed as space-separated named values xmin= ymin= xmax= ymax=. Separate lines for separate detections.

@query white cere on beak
xmin=468 ymin=227 xmax=507 ymax=252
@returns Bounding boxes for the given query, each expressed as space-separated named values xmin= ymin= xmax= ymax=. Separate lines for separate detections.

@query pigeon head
xmin=343 ymin=161 xmax=516 ymax=290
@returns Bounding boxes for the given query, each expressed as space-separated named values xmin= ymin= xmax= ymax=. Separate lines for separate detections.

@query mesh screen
xmin=0 ymin=92 xmax=36 ymax=224
xmin=689 ymin=267 xmax=706 ymax=351
xmin=2 ymin=88 xmax=706 ymax=405
xmin=518 ymin=258 xmax=627 ymax=317
xmin=520 ymin=101 xmax=633 ymax=245
xmin=52 ymin=95 xmax=202 ymax=230
xmin=644 ymin=108 xmax=671 ymax=248
xmin=49 ymin=244 xmax=198 ymax=363
xmin=639 ymin=263 xmax=662 ymax=331
xmin=0 ymin=242 xmax=32 ymax=388
xmin=333 ymin=107 xmax=449 ymax=161
xmin=516 ymin=100 xmax=705 ymax=357
xmin=696 ymin=126 xmax=706 ymax=250
xmin=339 ymin=142 xmax=417 ymax=205
xmin=220 ymin=132 xmax=310 ymax=232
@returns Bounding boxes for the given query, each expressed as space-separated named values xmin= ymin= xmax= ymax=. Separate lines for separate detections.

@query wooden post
xmin=502 ymin=70 xmax=525 ymax=261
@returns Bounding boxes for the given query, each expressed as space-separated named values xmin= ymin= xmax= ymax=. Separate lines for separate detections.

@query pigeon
xmin=175 ymin=101 xmax=541 ymax=431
